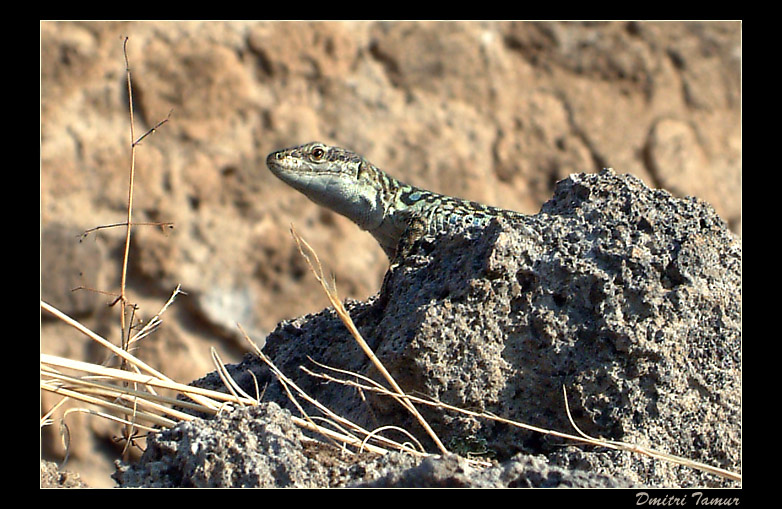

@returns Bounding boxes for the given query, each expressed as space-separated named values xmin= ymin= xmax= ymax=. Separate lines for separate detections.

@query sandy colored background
xmin=40 ymin=20 xmax=740 ymax=487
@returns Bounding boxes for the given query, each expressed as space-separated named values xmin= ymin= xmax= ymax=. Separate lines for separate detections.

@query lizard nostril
xmin=266 ymin=152 xmax=282 ymax=169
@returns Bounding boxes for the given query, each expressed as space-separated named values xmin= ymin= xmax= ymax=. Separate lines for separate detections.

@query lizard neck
xmin=368 ymin=182 xmax=451 ymax=259
xmin=364 ymin=174 xmax=425 ymax=259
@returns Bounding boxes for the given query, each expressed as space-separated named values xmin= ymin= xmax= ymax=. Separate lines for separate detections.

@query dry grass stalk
xmin=41 ymin=300 xmax=218 ymax=411
xmin=52 ymin=38 xmax=175 ymax=457
xmin=289 ymin=226 xmax=449 ymax=455
xmin=79 ymin=221 xmax=174 ymax=242
xmin=238 ymin=325 xmax=432 ymax=458
xmin=118 ymin=37 xmax=137 ymax=369
xmin=41 ymin=300 xmax=432 ymax=465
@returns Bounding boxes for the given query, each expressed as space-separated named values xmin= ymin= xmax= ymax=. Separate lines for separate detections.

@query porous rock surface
xmin=40 ymin=461 xmax=89 ymax=488
xmin=118 ymin=169 xmax=741 ymax=488
xmin=114 ymin=402 xmax=630 ymax=488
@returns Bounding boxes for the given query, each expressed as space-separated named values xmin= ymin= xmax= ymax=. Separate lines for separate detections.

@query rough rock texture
xmin=179 ymin=169 xmax=740 ymax=488
xmin=114 ymin=402 xmax=632 ymax=488
xmin=40 ymin=461 xmax=89 ymax=488
xmin=359 ymin=453 xmax=630 ymax=488
xmin=40 ymin=21 xmax=741 ymax=486
xmin=114 ymin=403 xmax=422 ymax=488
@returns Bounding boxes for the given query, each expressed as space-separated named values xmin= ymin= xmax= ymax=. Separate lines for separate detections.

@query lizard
xmin=266 ymin=141 xmax=529 ymax=262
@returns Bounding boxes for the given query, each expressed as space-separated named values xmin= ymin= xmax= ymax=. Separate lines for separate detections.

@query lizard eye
xmin=310 ymin=146 xmax=325 ymax=161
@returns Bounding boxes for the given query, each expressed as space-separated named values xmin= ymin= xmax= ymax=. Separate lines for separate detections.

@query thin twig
xmin=360 ymin=425 xmax=425 ymax=455
xmin=134 ymin=109 xmax=173 ymax=146
xmin=41 ymin=366 xmax=200 ymax=422
xmin=43 ymin=383 xmax=177 ymax=429
xmin=129 ymin=285 xmax=185 ymax=345
xmin=210 ymin=347 xmax=253 ymax=406
xmin=41 ymin=352 xmax=253 ymax=409
xmin=78 ymin=221 xmax=174 ymax=242
xmin=115 ymin=37 xmax=176 ymax=453
xmin=118 ymin=37 xmax=138 ymax=456
xmin=560 ymin=387 xmax=741 ymax=482
xmin=70 ymin=286 xmax=120 ymax=299
xmin=120 ymin=36 xmax=136 ymax=338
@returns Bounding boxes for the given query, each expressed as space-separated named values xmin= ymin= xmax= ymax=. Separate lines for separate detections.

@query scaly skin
xmin=266 ymin=141 xmax=527 ymax=259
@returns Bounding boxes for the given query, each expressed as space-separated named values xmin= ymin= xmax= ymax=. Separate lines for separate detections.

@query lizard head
xmin=266 ymin=142 xmax=387 ymax=231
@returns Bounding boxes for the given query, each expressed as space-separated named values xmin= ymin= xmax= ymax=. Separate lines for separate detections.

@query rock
xmin=41 ymin=461 xmax=90 ymax=488
xmin=113 ymin=403 xmax=327 ymax=488
xmin=114 ymin=402 xmax=633 ymax=488
xmin=180 ymin=169 xmax=740 ymax=487
xmin=113 ymin=402 xmax=424 ymax=488
xmin=359 ymin=453 xmax=632 ymax=488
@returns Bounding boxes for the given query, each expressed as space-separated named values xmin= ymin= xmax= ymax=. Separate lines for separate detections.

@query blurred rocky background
xmin=40 ymin=20 xmax=741 ymax=487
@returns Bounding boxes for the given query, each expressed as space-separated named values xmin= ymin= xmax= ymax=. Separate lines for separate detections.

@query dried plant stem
xmin=117 ymin=37 xmax=139 ymax=456
xmin=116 ymin=38 xmax=173 ymax=346
xmin=79 ymin=221 xmax=174 ymax=241
xmin=42 ymin=37 xmax=176 ymax=466
xmin=120 ymin=36 xmax=136 ymax=346
xmin=41 ymin=301 xmax=219 ymax=411
xmin=114 ymin=38 xmax=174 ymax=454
xmin=41 ymin=354 xmax=235 ymax=407
xmin=289 ymin=226 xmax=449 ymax=455
xmin=560 ymin=388 xmax=741 ymax=482
xmin=238 ymin=325 xmax=432 ymax=458
xmin=129 ymin=284 xmax=185 ymax=346
xmin=41 ymin=309 xmax=420 ymax=459
xmin=42 ymin=382 xmax=177 ymax=430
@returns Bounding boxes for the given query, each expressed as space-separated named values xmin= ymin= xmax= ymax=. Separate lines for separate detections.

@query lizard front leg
xmin=377 ymin=215 xmax=429 ymax=305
